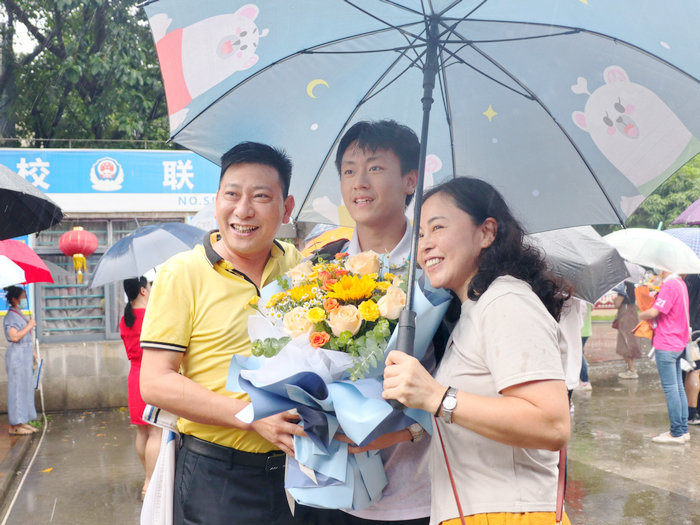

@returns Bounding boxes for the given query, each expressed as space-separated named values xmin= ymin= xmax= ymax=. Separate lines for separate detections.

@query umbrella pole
xmin=392 ymin=18 xmax=440 ymax=407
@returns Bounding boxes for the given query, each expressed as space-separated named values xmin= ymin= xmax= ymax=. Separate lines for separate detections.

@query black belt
xmin=180 ymin=434 xmax=286 ymax=472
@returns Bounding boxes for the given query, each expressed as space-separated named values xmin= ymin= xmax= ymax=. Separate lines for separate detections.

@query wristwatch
xmin=407 ymin=423 xmax=424 ymax=442
xmin=440 ymin=387 xmax=458 ymax=423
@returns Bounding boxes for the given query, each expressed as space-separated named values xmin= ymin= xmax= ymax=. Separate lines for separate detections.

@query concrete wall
xmin=0 ymin=340 xmax=129 ymax=412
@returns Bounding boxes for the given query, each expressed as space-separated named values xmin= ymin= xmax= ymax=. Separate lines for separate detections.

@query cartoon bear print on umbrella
xmin=149 ymin=4 xmax=269 ymax=130
xmin=571 ymin=65 xmax=699 ymax=216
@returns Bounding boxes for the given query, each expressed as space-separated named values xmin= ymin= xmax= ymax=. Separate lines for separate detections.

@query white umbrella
xmin=0 ymin=255 xmax=26 ymax=288
xmin=603 ymin=228 xmax=700 ymax=274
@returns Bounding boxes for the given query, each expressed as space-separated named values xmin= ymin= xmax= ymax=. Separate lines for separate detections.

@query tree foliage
xmin=0 ymin=0 xmax=170 ymax=147
xmin=626 ymin=154 xmax=700 ymax=229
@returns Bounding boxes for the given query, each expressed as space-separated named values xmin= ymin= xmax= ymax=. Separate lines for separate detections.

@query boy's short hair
xmin=219 ymin=142 xmax=292 ymax=198
xmin=334 ymin=120 xmax=419 ymax=206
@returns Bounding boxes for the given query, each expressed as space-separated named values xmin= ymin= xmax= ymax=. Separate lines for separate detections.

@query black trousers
xmin=174 ymin=439 xmax=299 ymax=525
xmin=294 ymin=505 xmax=430 ymax=525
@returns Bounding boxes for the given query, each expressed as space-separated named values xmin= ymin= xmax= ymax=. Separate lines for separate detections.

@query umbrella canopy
xmin=143 ymin=1 xmax=700 ymax=234
xmin=603 ymin=228 xmax=700 ymax=274
xmin=0 ymin=255 xmax=26 ymax=289
xmin=527 ymin=226 xmax=629 ymax=304
xmin=0 ymin=239 xmax=53 ymax=284
xmin=0 ymin=164 xmax=63 ymax=240
xmin=88 ymin=222 xmax=207 ymax=288
xmin=143 ymin=0 xmax=700 ymax=356
xmin=624 ymin=261 xmax=647 ymax=284
xmin=671 ymin=201 xmax=700 ymax=226
xmin=663 ymin=227 xmax=700 ymax=258
xmin=189 ymin=202 xmax=217 ymax=232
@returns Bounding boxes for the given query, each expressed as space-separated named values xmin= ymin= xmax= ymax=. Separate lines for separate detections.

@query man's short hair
xmin=219 ymin=142 xmax=292 ymax=198
xmin=334 ymin=120 xmax=419 ymax=206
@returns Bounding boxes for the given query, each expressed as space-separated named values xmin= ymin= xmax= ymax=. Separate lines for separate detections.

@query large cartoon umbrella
xmin=0 ymin=164 xmax=63 ymax=240
xmin=142 ymin=0 xmax=700 ymax=352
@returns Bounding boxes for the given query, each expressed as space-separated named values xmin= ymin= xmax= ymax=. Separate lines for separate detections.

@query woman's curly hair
xmin=423 ymin=177 xmax=571 ymax=321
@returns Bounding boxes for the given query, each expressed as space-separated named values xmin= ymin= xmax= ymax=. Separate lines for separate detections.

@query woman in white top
xmin=383 ymin=177 xmax=572 ymax=525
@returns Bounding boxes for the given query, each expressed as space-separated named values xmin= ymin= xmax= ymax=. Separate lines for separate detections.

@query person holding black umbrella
xmin=3 ymin=286 xmax=38 ymax=435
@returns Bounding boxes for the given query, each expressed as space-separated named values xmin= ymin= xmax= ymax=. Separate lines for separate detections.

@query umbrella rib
xmin=450 ymin=31 xmax=626 ymax=225
xmin=436 ymin=47 xmax=458 ymax=181
xmin=342 ymin=1 xmax=427 ymax=41
xmin=361 ymin=30 xmax=433 ymax=103
xmin=456 ymin=16 xmax=700 ymax=83
xmin=439 ymin=0 xmax=487 ymax=18
xmin=375 ymin=0 xmax=424 ymax=16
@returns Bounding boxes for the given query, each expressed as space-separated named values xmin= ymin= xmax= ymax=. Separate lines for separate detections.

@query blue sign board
xmin=0 ymin=148 xmax=220 ymax=212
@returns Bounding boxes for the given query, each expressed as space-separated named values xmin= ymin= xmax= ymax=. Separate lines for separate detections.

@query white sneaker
xmin=575 ymin=381 xmax=593 ymax=391
xmin=618 ymin=370 xmax=639 ymax=379
xmin=683 ymin=433 xmax=690 ymax=442
xmin=652 ymin=431 xmax=686 ymax=444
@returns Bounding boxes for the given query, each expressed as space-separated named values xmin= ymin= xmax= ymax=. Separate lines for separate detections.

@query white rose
xmin=287 ymin=260 xmax=314 ymax=286
xmin=283 ymin=306 xmax=313 ymax=338
xmin=345 ymin=251 xmax=380 ymax=276
xmin=328 ymin=304 xmax=363 ymax=336
xmin=377 ymin=285 xmax=406 ymax=320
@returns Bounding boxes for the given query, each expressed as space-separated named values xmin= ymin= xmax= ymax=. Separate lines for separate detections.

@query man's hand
xmin=251 ymin=411 xmax=307 ymax=456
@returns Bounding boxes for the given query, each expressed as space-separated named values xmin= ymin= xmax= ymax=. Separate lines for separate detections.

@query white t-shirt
xmin=430 ymin=276 xmax=566 ymax=525
xmin=558 ymin=297 xmax=585 ymax=390
xmin=345 ymin=218 xmax=433 ymax=521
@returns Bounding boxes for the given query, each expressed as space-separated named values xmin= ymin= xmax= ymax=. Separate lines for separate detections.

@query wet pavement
xmin=0 ymin=409 xmax=142 ymax=524
xmin=0 ymin=323 xmax=699 ymax=524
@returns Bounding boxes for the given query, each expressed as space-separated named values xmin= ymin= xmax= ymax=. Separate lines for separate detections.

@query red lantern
xmin=59 ymin=226 xmax=98 ymax=283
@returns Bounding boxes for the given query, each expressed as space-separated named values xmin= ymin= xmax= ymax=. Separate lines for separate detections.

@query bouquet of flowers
xmin=248 ymin=250 xmax=407 ymax=380
xmin=227 ymin=250 xmax=451 ymax=510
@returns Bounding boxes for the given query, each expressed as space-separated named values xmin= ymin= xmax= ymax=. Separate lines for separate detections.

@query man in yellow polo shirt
xmin=140 ymin=142 xmax=305 ymax=525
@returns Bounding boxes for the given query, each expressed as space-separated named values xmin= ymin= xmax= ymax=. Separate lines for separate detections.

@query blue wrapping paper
xmin=226 ymin=276 xmax=450 ymax=510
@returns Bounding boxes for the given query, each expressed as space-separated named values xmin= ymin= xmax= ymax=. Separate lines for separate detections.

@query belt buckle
xmin=265 ymin=453 xmax=285 ymax=472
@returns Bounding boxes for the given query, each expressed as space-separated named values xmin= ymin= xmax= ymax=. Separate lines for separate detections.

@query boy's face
xmin=215 ymin=162 xmax=294 ymax=261
xmin=339 ymin=142 xmax=416 ymax=228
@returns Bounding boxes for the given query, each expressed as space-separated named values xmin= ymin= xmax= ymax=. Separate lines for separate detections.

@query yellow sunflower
xmin=327 ymin=274 xmax=377 ymax=302
xmin=266 ymin=292 xmax=287 ymax=309
xmin=288 ymin=283 xmax=317 ymax=303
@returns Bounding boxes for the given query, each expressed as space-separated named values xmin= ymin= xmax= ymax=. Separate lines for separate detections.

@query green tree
xmin=0 ymin=0 xmax=170 ymax=147
xmin=594 ymin=154 xmax=700 ymax=234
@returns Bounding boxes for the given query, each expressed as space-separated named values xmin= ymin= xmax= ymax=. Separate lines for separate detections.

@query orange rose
xmin=322 ymin=278 xmax=338 ymax=291
xmin=323 ymin=297 xmax=340 ymax=312
xmin=309 ymin=331 xmax=331 ymax=348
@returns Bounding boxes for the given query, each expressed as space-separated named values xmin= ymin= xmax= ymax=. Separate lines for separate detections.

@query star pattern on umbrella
xmin=482 ymin=105 xmax=498 ymax=122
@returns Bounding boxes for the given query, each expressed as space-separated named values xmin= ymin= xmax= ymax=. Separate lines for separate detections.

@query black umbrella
xmin=528 ymin=226 xmax=630 ymax=304
xmin=0 ymin=164 xmax=63 ymax=240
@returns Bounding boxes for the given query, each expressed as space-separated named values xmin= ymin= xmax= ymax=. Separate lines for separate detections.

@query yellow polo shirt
xmin=140 ymin=232 xmax=301 ymax=453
